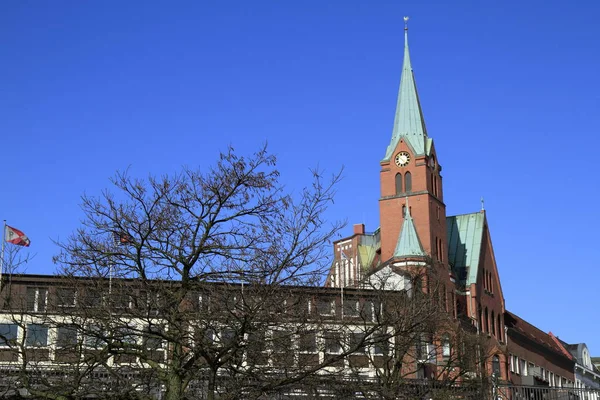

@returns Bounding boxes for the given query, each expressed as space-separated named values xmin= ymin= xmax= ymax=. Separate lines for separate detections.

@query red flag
xmin=4 ymin=225 xmax=31 ymax=247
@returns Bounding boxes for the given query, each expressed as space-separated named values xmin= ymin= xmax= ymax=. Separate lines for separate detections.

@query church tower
xmin=379 ymin=20 xmax=447 ymax=267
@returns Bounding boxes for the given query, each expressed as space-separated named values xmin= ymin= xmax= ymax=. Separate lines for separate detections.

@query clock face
xmin=395 ymin=152 xmax=410 ymax=167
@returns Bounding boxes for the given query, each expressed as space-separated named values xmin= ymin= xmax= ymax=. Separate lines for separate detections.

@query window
xmin=491 ymin=311 xmax=496 ymax=337
xmin=324 ymin=333 xmax=342 ymax=355
xmin=509 ymin=354 xmax=514 ymax=372
xmin=404 ymin=172 xmax=412 ymax=192
xmin=343 ymin=300 xmax=359 ymax=317
xmin=395 ymin=173 xmax=403 ymax=195
xmin=272 ymin=330 xmax=292 ymax=354
xmin=442 ymin=334 xmax=451 ymax=358
xmin=298 ymin=332 xmax=317 ymax=353
xmin=26 ymin=324 xmax=48 ymax=347
xmin=26 ymin=287 xmax=48 ymax=312
xmin=84 ymin=325 xmax=105 ymax=349
xmin=56 ymin=288 xmax=76 ymax=307
xmin=483 ymin=307 xmax=488 ymax=333
xmin=143 ymin=326 xmax=164 ymax=349
xmin=246 ymin=330 xmax=267 ymax=365
xmin=112 ymin=292 xmax=132 ymax=309
xmin=317 ymin=298 xmax=335 ymax=316
xmin=0 ymin=324 xmax=18 ymax=346
xmin=492 ymin=355 xmax=501 ymax=375
xmin=497 ymin=314 xmax=502 ymax=341
xmin=82 ymin=288 xmax=102 ymax=308
xmin=220 ymin=329 xmax=236 ymax=347
xmin=272 ymin=330 xmax=293 ymax=365
xmin=57 ymin=325 xmax=78 ymax=348
xmin=373 ymin=333 xmax=389 ymax=356
xmin=116 ymin=327 xmax=137 ymax=346
xmin=520 ymin=359 xmax=527 ymax=376
xmin=349 ymin=332 xmax=366 ymax=354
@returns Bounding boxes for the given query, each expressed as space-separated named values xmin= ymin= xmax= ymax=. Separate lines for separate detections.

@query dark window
xmin=0 ymin=324 xmax=18 ymax=346
xmin=497 ymin=315 xmax=503 ymax=341
xmin=349 ymin=332 xmax=366 ymax=353
xmin=361 ymin=301 xmax=374 ymax=321
xmin=246 ymin=330 xmax=267 ymax=365
xmin=373 ymin=333 xmax=389 ymax=355
xmin=220 ymin=329 xmax=236 ymax=347
xmin=84 ymin=325 xmax=106 ymax=348
xmin=26 ymin=324 xmax=48 ymax=347
xmin=317 ymin=299 xmax=335 ymax=316
xmin=343 ymin=300 xmax=359 ymax=317
xmin=395 ymin=173 xmax=403 ymax=195
xmin=143 ymin=326 xmax=163 ymax=349
xmin=324 ymin=333 xmax=342 ymax=355
xmin=57 ymin=325 xmax=78 ymax=348
xmin=404 ymin=171 xmax=412 ymax=192
xmin=272 ymin=330 xmax=292 ymax=354
xmin=56 ymin=288 xmax=76 ymax=307
xmin=83 ymin=288 xmax=102 ymax=308
xmin=491 ymin=311 xmax=496 ymax=337
xmin=484 ymin=307 xmax=489 ymax=333
xmin=26 ymin=287 xmax=48 ymax=312
xmin=492 ymin=355 xmax=501 ymax=375
xmin=298 ymin=332 xmax=317 ymax=353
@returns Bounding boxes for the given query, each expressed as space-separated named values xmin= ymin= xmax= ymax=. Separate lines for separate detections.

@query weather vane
xmin=404 ymin=16 xmax=409 ymax=31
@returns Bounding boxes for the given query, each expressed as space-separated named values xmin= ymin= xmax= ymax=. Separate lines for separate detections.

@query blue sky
xmin=1 ymin=1 xmax=599 ymax=352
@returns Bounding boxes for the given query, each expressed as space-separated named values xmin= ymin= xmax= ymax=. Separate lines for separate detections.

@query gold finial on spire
xmin=404 ymin=16 xmax=409 ymax=31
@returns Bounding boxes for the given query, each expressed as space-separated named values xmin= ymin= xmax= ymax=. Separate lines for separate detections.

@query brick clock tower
xmin=327 ymin=19 xmax=508 ymax=381
xmin=378 ymin=23 xmax=447 ymax=268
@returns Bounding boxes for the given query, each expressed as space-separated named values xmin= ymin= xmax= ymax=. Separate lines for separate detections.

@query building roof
xmin=384 ymin=25 xmax=428 ymax=161
xmin=505 ymin=311 xmax=572 ymax=360
xmin=394 ymin=205 xmax=426 ymax=258
xmin=446 ymin=212 xmax=485 ymax=285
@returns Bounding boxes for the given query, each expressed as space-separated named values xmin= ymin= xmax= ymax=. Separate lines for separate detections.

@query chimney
xmin=353 ymin=224 xmax=365 ymax=235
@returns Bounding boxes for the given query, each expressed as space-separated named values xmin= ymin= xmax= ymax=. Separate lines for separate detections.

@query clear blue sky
xmin=2 ymin=1 xmax=599 ymax=353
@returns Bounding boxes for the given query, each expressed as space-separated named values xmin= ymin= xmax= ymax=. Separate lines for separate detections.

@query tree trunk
xmin=165 ymin=371 xmax=184 ymax=400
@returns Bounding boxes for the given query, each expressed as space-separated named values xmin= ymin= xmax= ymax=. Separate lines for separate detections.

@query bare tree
xmin=1 ymin=145 xmax=349 ymax=400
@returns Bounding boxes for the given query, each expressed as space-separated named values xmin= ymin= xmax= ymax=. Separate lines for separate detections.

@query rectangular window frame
xmin=26 ymin=323 xmax=49 ymax=347
xmin=0 ymin=323 xmax=18 ymax=347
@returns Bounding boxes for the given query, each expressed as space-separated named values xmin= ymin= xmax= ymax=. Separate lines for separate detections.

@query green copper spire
xmin=393 ymin=198 xmax=426 ymax=258
xmin=384 ymin=17 xmax=428 ymax=160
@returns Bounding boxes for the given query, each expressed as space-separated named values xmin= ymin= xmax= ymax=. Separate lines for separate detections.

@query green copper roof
xmin=384 ymin=27 xmax=428 ymax=161
xmin=394 ymin=205 xmax=426 ymax=258
xmin=446 ymin=212 xmax=485 ymax=285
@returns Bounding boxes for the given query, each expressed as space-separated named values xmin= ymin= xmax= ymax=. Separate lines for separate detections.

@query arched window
xmin=395 ymin=173 xmax=403 ymax=195
xmin=492 ymin=355 xmax=501 ymax=376
xmin=404 ymin=171 xmax=412 ymax=192
xmin=491 ymin=310 xmax=496 ymax=337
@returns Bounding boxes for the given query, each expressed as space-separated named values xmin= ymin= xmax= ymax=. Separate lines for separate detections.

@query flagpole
xmin=0 ymin=220 xmax=6 ymax=296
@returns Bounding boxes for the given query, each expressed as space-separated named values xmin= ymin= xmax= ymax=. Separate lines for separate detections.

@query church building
xmin=324 ymin=21 xmax=569 ymax=385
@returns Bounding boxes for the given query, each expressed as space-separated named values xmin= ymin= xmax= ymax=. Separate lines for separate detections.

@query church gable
xmin=446 ymin=212 xmax=485 ymax=285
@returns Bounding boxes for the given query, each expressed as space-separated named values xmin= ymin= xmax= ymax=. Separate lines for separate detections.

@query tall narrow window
xmin=491 ymin=311 xmax=496 ymax=337
xmin=442 ymin=334 xmax=451 ymax=358
xmin=492 ymin=355 xmax=501 ymax=376
xmin=497 ymin=314 xmax=503 ymax=342
xmin=395 ymin=173 xmax=403 ymax=195
xmin=483 ymin=307 xmax=488 ymax=333
xmin=434 ymin=175 xmax=438 ymax=196
xmin=404 ymin=171 xmax=412 ymax=192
